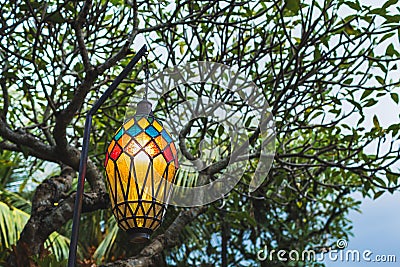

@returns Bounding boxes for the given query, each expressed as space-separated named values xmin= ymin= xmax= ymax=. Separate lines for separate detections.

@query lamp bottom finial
xmin=127 ymin=228 xmax=152 ymax=243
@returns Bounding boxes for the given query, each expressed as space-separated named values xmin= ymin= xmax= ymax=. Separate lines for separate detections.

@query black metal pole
xmin=67 ymin=45 xmax=147 ymax=267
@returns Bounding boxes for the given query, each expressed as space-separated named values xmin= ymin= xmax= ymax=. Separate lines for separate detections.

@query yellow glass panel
xmin=137 ymin=117 xmax=150 ymax=129
xmin=153 ymin=154 xmax=167 ymax=179
xmin=153 ymin=120 xmax=163 ymax=132
xmin=109 ymin=188 xmax=116 ymax=208
xmin=126 ymin=218 xmax=135 ymax=228
xmin=127 ymin=182 xmax=139 ymax=206
xmin=145 ymin=217 xmax=158 ymax=229
xmin=123 ymin=118 xmax=135 ymax=130
xmin=113 ymin=126 xmax=122 ymax=135
xmin=125 ymin=205 xmax=136 ymax=220
xmin=106 ymin=160 xmax=115 ymax=182
xmin=154 ymin=135 xmax=167 ymax=150
xmin=133 ymin=151 xmax=150 ymax=182
xmin=136 ymin=217 xmax=145 ymax=227
xmin=114 ymin=153 xmax=131 ymax=203
xmin=133 ymin=151 xmax=153 ymax=201
xmin=116 ymin=152 xmax=131 ymax=183
xmin=142 ymin=200 xmax=152 ymax=213
xmin=120 ymin=220 xmax=130 ymax=230
xmin=134 ymin=132 xmax=151 ymax=147
xmin=146 ymin=206 xmax=156 ymax=218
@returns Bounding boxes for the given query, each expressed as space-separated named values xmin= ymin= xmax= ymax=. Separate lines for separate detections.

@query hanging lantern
xmin=104 ymin=99 xmax=179 ymax=242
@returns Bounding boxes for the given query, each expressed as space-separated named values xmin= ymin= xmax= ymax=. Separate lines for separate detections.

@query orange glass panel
xmin=154 ymin=135 xmax=168 ymax=150
xmin=144 ymin=140 xmax=160 ymax=157
xmin=125 ymin=140 xmax=141 ymax=157
xmin=107 ymin=140 xmax=115 ymax=155
xmin=170 ymin=142 xmax=177 ymax=155
xmin=167 ymin=164 xmax=176 ymax=182
xmin=118 ymin=133 xmax=132 ymax=148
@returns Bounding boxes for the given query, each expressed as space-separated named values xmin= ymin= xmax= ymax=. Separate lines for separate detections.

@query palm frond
xmin=93 ymin=216 xmax=119 ymax=263
xmin=0 ymin=190 xmax=31 ymax=213
xmin=44 ymin=232 xmax=70 ymax=262
xmin=0 ymin=201 xmax=28 ymax=248
xmin=0 ymin=200 xmax=71 ymax=262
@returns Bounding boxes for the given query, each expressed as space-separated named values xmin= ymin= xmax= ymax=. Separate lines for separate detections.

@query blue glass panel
xmin=145 ymin=125 xmax=159 ymax=138
xmin=115 ymin=128 xmax=124 ymax=140
xmin=161 ymin=129 xmax=172 ymax=143
xmin=127 ymin=125 xmax=141 ymax=136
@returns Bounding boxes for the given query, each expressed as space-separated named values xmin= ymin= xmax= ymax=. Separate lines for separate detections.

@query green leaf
xmin=344 ymin=24 xmax=358 ymax=35
xmin=380 ymin=32 xmax=395 ymax=43
xmin=345 ymin=1 xmax=361 ymax=11
xmin=343 ymin=78 xmax=353 ymax=85
xmin=361 ymin=89 xmax=373 ymax=100
xmin=314 ymin=47 xmax=321 ymax=60
xmin=386 ymin=43 xmax=396 ymax=57
xmin=372 ymin=115 xmax=380 ymax=129
xmin=391 ymin=93 xmax=399 ymax=104
xmin=47 ymin=12 xmax=65 ymax=23
xmin=384 ymin=15 xmax=400 ymax=24
xmin=369 ymin=8 xmax=386 ymax=16
xmin=383 ymin=0 xmax=399 ymax=9
xmin=373 ymin=190 xmax=385 ymax=200
xmin=285 ymin=0 xmax=300 ymax=14
xmin=179 ymin=41 xmax=185 ymax=54
xmin=375 ymin=76 xmax=385 ymax=85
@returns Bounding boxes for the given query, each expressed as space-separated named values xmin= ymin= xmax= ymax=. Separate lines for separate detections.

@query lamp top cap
xmin=136 ymin=99 xmax=153 ymax=115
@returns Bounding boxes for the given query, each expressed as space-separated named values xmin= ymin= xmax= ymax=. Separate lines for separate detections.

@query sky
xmin=324 ymin=191 xmax=400 ymax=266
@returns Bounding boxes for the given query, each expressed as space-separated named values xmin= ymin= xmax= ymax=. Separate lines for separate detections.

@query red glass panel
xmin=163 ymin=145 xmax=174 ymax=163
xmin=104 ymin=153 xmax=109 ymax=167
xmin=110 ymin=144 xmax=122 ymax=160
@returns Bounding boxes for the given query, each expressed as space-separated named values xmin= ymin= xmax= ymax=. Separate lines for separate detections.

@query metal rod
xmin=68 ymin=44 xmax=147 ymax=267
xmin=144 ymin=51 xmax=149 ymax=99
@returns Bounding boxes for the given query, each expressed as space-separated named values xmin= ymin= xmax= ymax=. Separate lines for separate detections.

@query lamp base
xmin=127 ymin=228 xmax=153 ymax=243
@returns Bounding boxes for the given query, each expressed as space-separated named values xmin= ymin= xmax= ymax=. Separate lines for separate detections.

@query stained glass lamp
xmin=104 ymin=99 xmax=179 ymax=242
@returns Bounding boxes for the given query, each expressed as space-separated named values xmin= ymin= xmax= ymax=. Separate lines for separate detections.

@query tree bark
xmin=7 ymin=167 xmax=109 ymax=267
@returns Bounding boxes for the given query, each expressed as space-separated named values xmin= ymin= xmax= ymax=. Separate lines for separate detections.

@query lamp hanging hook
xmin=144 ymin=51 xmax=150 ymax=100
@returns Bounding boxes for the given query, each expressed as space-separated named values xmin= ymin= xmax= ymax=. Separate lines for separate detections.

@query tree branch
xmin=8 ymin=166 xmax=109 ymax=266
xmin=102 ymin=206 xmax=208 ymax=267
